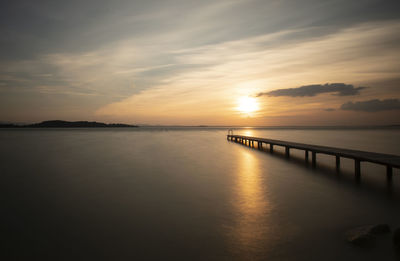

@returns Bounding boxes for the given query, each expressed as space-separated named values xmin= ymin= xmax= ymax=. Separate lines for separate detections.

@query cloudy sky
xmin=1 ymin=0 xmax=399 ymax=125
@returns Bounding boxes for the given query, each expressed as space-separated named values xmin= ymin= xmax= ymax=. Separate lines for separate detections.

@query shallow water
xmin=1 ymin=128 xmax=400 ymax=260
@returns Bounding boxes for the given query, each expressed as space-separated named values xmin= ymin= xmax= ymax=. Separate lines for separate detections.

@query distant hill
xmin=0 ymin=120 xmax=138 ymax=128
xmin=0 ymin=123 xmax=18 ymax=128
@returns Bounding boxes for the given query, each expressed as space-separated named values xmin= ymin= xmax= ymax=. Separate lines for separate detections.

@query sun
xmin=237 ymin=97 xmax=259 ymax=114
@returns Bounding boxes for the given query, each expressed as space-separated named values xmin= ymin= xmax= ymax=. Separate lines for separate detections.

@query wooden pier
xmin=227 ymin=134 xmax=400 ymax=181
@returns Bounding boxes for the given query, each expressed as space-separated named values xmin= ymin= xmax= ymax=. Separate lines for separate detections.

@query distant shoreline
xmin=0 ymin=120 xmax=138 ymax=128
xmin=1 ymin=120 xmax=399 ymax=130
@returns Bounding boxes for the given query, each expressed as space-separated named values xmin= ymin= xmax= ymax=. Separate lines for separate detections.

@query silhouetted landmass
xmin=1 ymin=122 xmax=400 ymax=129
xmin=0 ymin=123 xmax=18 ymax=128
xmin=0 ymin=120 xmax=138 ymax=128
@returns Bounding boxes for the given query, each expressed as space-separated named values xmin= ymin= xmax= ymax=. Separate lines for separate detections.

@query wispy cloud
xmin=341 ymin=99 xmax=400 ymax=112
xmin=96 ymin=20 xmax=400 ymax=124
xmin=257 ymin=83 xmax=366 ymax=97
xmin=1 ymin=10 xmax=400 ymax=124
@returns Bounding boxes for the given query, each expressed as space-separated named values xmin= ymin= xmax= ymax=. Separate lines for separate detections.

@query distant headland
xmin=0 ymin=120 xmax=138 ymax=128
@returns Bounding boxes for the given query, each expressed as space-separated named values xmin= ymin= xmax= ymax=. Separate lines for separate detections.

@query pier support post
xmin=285 ymin=147 xmax=290 ymax=158
xmin=336 ymin=156 xmax=340 ymax=171
xmin=305 ymin=150 xmax=309 ymax=163
xmin=312 ymin=152 xmax=316 ymax=168
xmin=270 ymin=144 xmax=274 ymax=153
xmin=355 ymin=160 xmax=361 ymax=180
xmin=387 ymin=166 xmax=393 ymax=181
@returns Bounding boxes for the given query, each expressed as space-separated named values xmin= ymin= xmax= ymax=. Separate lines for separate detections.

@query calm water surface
xmin=1 ymin=128 xmax=400 ymax=260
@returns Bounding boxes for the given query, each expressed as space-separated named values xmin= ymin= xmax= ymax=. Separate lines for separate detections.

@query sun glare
xmin=237 ymin=97 xmax=259 ymax=114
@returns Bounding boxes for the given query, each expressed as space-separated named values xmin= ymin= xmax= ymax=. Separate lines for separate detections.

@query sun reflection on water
xmin=231 ymin=149 xmax=270 ymax=256
xmin=242 ymin=129 xmax=254 ymax=137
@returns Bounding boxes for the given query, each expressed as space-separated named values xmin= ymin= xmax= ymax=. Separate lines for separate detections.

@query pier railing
xmin=227 ymin=134 xmax=400 ymax=181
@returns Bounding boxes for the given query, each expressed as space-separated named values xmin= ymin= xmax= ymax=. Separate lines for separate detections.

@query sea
xmin=1 ymin=127 xmax=400 ymax=260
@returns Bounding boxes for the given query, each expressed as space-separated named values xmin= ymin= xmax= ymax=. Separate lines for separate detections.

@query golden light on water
xmin=237 ymin=150 xmax=266 ymax=217
xmin=242 ymin=128 xmax=255 ymax=137
xmin=237 ymin=97 xmax=259 ymax=114
xmin=231 ymin=149 xmax=270 ymax=256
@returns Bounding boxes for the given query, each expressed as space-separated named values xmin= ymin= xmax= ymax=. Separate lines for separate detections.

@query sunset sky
xmin=1 ymin=0 xmax=399 ymax=125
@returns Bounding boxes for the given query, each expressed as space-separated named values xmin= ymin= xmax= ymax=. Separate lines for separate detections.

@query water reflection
xmin=231 ymin=149 xmax=270 ymax=256
xmin=240 ymin=128 xmax=254 ymax=137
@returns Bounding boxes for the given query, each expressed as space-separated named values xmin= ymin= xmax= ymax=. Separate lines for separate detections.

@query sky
xmin=1 ymin=0 xmax=400 ymax=126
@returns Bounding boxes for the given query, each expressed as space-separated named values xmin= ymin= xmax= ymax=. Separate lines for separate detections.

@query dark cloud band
xmin=257 ymin=83 xmax=366 ymax=97
xmin=341 ymin=99 xmax=400 ymax=112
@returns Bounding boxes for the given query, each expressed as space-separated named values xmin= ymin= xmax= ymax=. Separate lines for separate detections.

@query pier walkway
xmin=227 ymin=134 xmax=400 ymax=181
